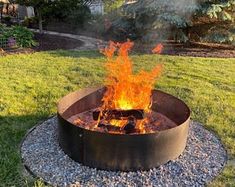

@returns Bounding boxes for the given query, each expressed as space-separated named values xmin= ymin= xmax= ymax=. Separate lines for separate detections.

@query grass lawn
xmin=0 ymin=50 xmax=234 ymax=186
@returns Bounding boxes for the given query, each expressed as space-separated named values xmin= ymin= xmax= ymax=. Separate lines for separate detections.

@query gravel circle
xmin=21 ymin=117 xmax=227 ymax=187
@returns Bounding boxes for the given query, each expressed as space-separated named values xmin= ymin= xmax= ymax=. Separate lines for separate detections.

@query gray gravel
xmin=21 ymin=117 xmax=227 ymax=187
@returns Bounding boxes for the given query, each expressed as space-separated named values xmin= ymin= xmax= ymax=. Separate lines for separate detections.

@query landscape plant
xmin=103 ymin=0 xmax=124 ymax=13
xmin=0 ymin=24 xmax=36 ymax=48
xmin=110 ymin=0 xmax=235 ymax=44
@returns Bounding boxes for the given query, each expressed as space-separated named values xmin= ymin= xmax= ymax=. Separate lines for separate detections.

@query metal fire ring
xmin=57 ymin=87 xmax=190 ymax=171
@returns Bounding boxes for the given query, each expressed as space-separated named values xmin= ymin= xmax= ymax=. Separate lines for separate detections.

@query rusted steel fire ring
xmin=57 ymin=87 xmax=191 ymax=171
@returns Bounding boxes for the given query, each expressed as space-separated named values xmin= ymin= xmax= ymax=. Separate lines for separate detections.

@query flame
xmin=99 ymin=40 xmax=162 ymax=131
xmin=152 ymin=43 xmax=164 ymax=54
xmin=74 ymin=118 xmax=85 ymax=125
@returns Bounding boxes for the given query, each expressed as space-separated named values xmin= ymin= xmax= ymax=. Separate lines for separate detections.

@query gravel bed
xmin=21 ymin=117 xmax=227 ymax=187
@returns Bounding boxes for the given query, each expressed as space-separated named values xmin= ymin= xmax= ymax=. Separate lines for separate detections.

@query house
xmin=18 ymin=6 xmax=34 ymax=19
xmin=0 ymin=0 xmax=34 ymax=19
xmin=88 ymin=0 xmax=104 ymax=15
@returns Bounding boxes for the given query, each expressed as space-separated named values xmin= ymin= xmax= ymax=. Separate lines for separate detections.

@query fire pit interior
xmin=57 ymin=41 xmax=190 ymax=171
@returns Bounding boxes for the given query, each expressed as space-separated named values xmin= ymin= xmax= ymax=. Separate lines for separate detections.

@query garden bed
xmin=32 ymin=33 xmax=84 ymax=51
xmin=2 ymin=33 xmax=234 ymax=58
xmin=134 ymin=41 xmax=235 ymax=58
xmin=0 ymin=33 xmax=84 ymax=55
xmin=162 ymin=42 xmax=235 ymax=58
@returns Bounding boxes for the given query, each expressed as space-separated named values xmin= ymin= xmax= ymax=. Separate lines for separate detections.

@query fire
xmin=99 ymin=40 xmax=162 ymax=131
xmin=152 ymin=43 xmax=164 ymax=54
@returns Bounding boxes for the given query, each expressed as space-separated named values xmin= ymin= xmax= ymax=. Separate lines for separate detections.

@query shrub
xmin=109 ymin=0 xmax=199 ymax=42
xmin=103 ymin=0 xmax=124 ymax=13
xmin=66 ymin=5 xmax=91 ymax=26
xmin=0 ymin=24 xmax=37 ymax=48
xmin=110 ymin=0 xmax=235 ymax=44
xmin=21 ymin=17 xmax=38 ymax=28
xmin=3 ymin=16 xmax=12 ymax=26
xmin=202 ymin=26 xmax=235 ymax=45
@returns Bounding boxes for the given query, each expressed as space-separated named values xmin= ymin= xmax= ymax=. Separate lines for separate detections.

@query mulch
xmin=1 ymin=33 xmax=234 ymax=58
xmin=163 ymin=42 xmax=235 ymax=58
xmin=134 ymin=41 xmax=235 ymax=58
xmin=32 ymin=33 xmax=84 ymax=51
xmin=0 ymin=33 xmax=84 ymax=55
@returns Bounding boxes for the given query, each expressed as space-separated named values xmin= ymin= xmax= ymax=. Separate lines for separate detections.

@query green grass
xmin=0 ymin=50 xmax=234 ymax=186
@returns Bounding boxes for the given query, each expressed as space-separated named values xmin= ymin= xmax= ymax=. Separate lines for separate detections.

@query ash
xmin=21 ymin=117 xmax=227 ymax=187
xmin=68 ymin=110 xmax=177 ymax=134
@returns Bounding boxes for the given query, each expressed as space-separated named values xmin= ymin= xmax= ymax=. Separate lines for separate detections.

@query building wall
xmin=89 ymin=0 xmax=104 ymax=15
xmin=0 ymin=0 xmax=9 ymax=3
xmin=18 ymin=6 xmax=34 ymax=19
xmin=0 ymin=0 xmax=34 ymax=19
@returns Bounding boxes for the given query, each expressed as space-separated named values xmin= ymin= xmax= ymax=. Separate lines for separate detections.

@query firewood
xmin=93 ymin=109 xmax=144 ymax=120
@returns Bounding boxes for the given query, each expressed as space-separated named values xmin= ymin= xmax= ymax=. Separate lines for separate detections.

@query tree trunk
xmin=0 ymin=7 xmax=2 ymax=21
xmin=38 ymin=9 xmax=43 ymax=34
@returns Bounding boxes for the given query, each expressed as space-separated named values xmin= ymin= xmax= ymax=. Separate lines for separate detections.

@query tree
xmin=111 ymin=0 xmax=199 ymax=42
xmin=194 ymin=0 xmax=235 ymax=44
xmin=110 ymin=0 xmax=235 ymax=44
xmin=16 ymin=0 xmax=49 ymax=33
xmin=103 ymin=0 xmax=124 ymax=13
xmin=16 ymin=0 xmax=92 ymax=34
xmin=0 ymin=2 xmax=3 ymax=21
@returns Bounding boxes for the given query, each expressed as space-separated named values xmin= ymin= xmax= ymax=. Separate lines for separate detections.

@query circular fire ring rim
xmin=57 ymin=88 xmax=191 ymax=171
xmin=57 ymin=87 xmax=191 ymax=135
xmin=20 ymin=117 xmax=227 ymax=187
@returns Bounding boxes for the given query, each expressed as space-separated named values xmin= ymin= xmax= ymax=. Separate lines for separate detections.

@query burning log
xmin=122 ymin=116 xmax=136 ymax=134
xmin=98 ymin=117 xmax=139 ymax=134
xmin=93 ymin=109 xmax=145 ymax=120
xmin=98 ymin=123 xmax=121 ymax=132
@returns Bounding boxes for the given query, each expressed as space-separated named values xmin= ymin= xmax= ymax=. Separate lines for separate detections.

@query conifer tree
xmin=112 ymin=0 xmax=235 ymax=44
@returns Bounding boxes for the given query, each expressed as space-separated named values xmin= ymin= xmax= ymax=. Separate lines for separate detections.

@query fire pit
xmin=58 ymin=87 xmax=190 ymax=171
xmin=57 ymin=41 xmax=190 ymax=171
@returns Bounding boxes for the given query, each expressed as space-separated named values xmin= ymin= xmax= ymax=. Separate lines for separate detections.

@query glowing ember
xmin=97 ymin=40 xmax=162 ymax=132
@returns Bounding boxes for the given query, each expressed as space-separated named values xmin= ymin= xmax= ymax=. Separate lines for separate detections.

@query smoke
xmin=76 ymin=0 xmax=200 ymax=50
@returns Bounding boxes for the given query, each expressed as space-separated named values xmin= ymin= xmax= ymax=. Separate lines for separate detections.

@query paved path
xmin=30 ymin=29 xmax=106 ymax=51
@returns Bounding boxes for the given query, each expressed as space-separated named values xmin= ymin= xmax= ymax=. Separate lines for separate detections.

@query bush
xmin=110 ymin=0 xmax=235 ymax=44
xmin=3 ymin=16 xmax=11 ymax=22
xmin=103 ymin=0 xmax=124 ymax=13
xmin=21 ymin=17 xmax=38 ymax=28
xmin=202 ymin=26 xmax=235 ymax=45
xmin=3 ymin=16 xmax=12 ymax=26
xmin=66 ymin=5 xmax=91 ymax=26
xmin=0 ymin=24 xmax=37 ymax=48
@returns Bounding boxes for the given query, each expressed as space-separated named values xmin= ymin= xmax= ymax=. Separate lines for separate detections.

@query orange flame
xmin=100 ymin=40 xmax=162 ymax=124
xmin=152 ymin=43 xmax=164 ymax=54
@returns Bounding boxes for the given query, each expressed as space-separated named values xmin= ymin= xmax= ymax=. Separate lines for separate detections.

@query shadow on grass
xmin=0 ymin=114 xmax=52 ymax=186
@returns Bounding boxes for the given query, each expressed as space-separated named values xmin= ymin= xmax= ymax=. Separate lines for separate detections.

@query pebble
xmin=21 ymin=117 xmax=227 ymax=187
